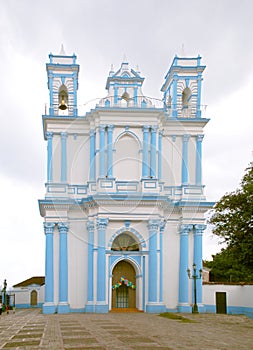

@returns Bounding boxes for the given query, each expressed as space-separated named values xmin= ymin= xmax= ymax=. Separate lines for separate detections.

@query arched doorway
xmin=112 ymin=260 xmax=136 ymax=309
xmin=30 ymin=290 xmax=38 ymax=306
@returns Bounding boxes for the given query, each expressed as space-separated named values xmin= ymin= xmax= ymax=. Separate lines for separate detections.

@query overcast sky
xmin=0 ymin=0 xmax=252 ymax=288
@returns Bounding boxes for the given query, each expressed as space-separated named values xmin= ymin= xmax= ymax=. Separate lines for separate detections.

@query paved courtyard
xmin=0 ymin=308 xmax=252 ymax=349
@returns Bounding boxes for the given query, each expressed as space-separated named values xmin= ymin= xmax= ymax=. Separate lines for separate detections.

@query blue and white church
xmin=39 ymin=49 xmax=212 ymax=314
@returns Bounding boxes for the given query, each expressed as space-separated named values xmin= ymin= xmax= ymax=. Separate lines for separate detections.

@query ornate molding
xmin=96 ymin=218 xmax=109 ymax=230
xmin=179 ymin=224 xmax=193 ymax=235
xmin=87 ymin=220 xmax=95 ymax=232
xmin=58 ymin=222 xmax=69 ymax=234
xmin=194 ymin=224 xmax=207 ymax=234
xmin=43 ymin=222 xmax=55 ymax=234
xmin=45 ymin=132 xmax=53 ymax=140
xmin=196 ymin=134 xmax=204 ymax=142
xmin=148 ymin=219 xmax=161 ymax=231
xmin=182 ymin=134 xmax=190 ymax=143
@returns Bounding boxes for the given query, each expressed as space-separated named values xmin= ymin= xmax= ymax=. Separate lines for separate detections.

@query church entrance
xmin=112 ymin=260 xmax=136 ymax=309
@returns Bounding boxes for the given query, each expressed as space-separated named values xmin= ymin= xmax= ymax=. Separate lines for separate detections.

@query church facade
xmin=39 ymin=50 xmax=212 ymax=314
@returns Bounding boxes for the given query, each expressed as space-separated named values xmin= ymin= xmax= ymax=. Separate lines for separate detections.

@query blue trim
xmin=58 ymin=303 xmax=70 ymax=314
xmin=146 ymin=304 xmax=166 ymax=313
xmin=172 ymin=76 xmax=178 ymax=117
xmin=46 ymin=132 xmax=53 ymax=182
xmin=196 ymin=135 xmax=204 ymax=185
xmin=142 ymin=256 xmax=146 ymax=311
xmin=58 ymin=223 xmax=69 ymax=304
xmin=44 ymin=223 xmax=55 ymax=304
xmin=148 ymin=220 xmax=159 ymax=302
xmin=70 ymin=307 xmax=86 ymax=313
xmin=178 ymin=225 xmax=192 ymax=305
xmin=97 ymin=218 xmax=108 ymax=302
xmin=43 ymin=303 xmax=56 ymax=314
xmin=99 ymin=126 xmax=105 ymax=177
xmin=87 ymin=221 xmax=94 ymax=303
xmin=89 ymin=130 xmax=96 ymax=181
xmin=61 ymin=132 xmax=67 ymax=182
xmin=107 ymin=125 xmax=114 ymax=177
xmin=142 ymin=126 xmax=149 ymax=178
xmin=95 ymin=304 xmax=109 ymax=313
xmin=150 ymin=127 xmax=157 ymax=178
xmin=193 ymin=225 xmax=206 ymax=305
xmin=182 ymin=135 xmax=190 ymax=185
xmin=158 ymin=132 xmax=162 ymax=180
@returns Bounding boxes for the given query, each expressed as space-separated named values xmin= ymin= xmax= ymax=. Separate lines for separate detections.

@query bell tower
xmin=161 ymin=55 xmax=205 ymax=118
xmin=46 ymin=46 xmax=79 ymax=116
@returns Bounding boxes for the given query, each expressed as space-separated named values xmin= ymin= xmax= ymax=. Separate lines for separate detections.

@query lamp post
xmin=187 ymin=263 xmax=202 ymax=314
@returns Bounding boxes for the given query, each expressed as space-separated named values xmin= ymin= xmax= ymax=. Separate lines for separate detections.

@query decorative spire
xmin=59 ymin=44 xmax=66 ymax=55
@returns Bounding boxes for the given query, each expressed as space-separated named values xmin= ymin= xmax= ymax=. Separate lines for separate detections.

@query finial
xmin=59 ymin=44 xmax=66 ymax=55
xmin=123 ymin=53 xmax=127 ymax=62
xmin=181 ymin=44 xmax=185 ymax=56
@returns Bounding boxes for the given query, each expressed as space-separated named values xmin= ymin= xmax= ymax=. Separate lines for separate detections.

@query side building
xmin=39 ymin=50 xmax=212 ymax=314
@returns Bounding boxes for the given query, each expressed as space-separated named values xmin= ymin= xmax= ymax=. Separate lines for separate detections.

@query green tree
xmin=207 ymin=162 xmax=253 ymax=282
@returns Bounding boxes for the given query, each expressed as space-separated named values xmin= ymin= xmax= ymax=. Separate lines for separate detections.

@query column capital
xmin=160 ymin=220 xmax=166 ymax=233
xmin=60 ymin=132 xmax=68 ymax=139
xmin=46 ymin=132 xmax=53 ymax=140
xmin=97 ymin=218 xmax=109 ymax=230
xmin=151 ymin=125 xmax=158 ymax=133
xmin=182 ymin=134 xmax=190 ymax=142
xmin=43 ymin=222 xmax=55 ymax=234
xmin=87 ymin=220 xmax=95 ymax=232
xmin=180 ymin=224 xmax=193 ymax=235
xmin=196 ymin=134 xmax=204 ymax=142
xmin=58 ymin=222 xmax=69 ymax=233
xmin=142 ymin=125 xmax=149 ymax=133
xmin=90 ymin=129 xmax=95 ymax=136
xmin=99 ymin=125 xmax=106 ymax=132
xmin=194 ymin=224 xmax=207 ymax=234
xmin=159 ymin=129 xmax=164 ymax=137
xmin=107 ymin=124 xmax=114 ymax=132
xmin=148 ymin=219 xmax=161 ymax=231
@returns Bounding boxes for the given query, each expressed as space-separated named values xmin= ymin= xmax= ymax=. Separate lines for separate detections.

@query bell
xmin=59 ymin=96 xmax=67 ymax=110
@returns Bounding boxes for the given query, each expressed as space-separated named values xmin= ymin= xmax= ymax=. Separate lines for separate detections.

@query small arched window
xmin=182 ymin=87 xmax=191 ymax=109
xmin=111 ymin=233 xmax=139 ymax=251
xmin=58 ymin=85 xmax=68 ymax=110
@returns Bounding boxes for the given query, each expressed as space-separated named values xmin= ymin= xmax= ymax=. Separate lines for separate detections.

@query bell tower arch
xmin=161 ymin=55 xmax=205 ymax=118
xmin=46 ymin=45 xmax=79 ymax=116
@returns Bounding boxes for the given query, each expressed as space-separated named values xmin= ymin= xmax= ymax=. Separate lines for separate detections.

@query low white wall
xmin=9 ymin=285 xmax=45 ymax=308
xmin=203 ymin=283 xmax=253 ymax=317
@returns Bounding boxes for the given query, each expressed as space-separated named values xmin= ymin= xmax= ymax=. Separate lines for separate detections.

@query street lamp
xmin=187 ymin=263 xmax=202 ymax=314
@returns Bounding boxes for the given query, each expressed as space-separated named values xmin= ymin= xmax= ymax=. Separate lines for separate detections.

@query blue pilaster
xmin=158 ymin=131 xmax=163 ymax=181
xmin=196 ymin=73 xmax=202 ymax=117
xmin=89 ymin=130 xmax=96 ymax=181
xmin=150 ymin=126 xmax=157 ymax=178
xmin=48 ymin=72 xmax=54 ymax=115
xmin=96 ymin=218 xmax=108 ymax=313
xmin=99 ymin=126 xmax=105 ymax=178
xmin=196 ymin=135 xmax=204 ymax=185
xmin=159 ymin=221 xmax=165 ymax=302
xmin=146 ymin=220 xmax=165 ymax=313
xmin=58 ymin=222 xmax=70 ymax=313
xmin=134 ymin=87 xmax=138 ymax=105
xmin=172 ymin=74 xmax=178 ymax=117
xmin=73 ymin=72 xmax=78 ymax=116
xmin=86 ymin=221 xmax=95 ymax=312
xmin=43 ymin=222 xmax=56 ymax=314
xmin=178 ymin=224 xmax=192 ymax=312
xmin=107 ymin=125 xmax=114 ymax=177
xmin=193 ymin=224 xmax=206 ymax=307
xmin=60 ymin=132 xmax=68 ymax=183
xmin=182 ymin=134 xmax=190 ymax=185
xmin=46 ymin=132 xmax=53 ymax=183
xmin=114 ymin=86 xmax=118 ymax=105
xmin=142 ymin=126 xmax=149 ymax=178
